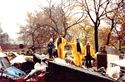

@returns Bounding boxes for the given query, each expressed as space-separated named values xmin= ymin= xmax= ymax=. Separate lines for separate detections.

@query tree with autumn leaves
xmin=19 ymin=0 xmax=125 ymax=52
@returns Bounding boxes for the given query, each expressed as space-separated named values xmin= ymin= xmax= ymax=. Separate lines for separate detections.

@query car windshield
xmin=0 ymin=57 xmax=10 ymax=68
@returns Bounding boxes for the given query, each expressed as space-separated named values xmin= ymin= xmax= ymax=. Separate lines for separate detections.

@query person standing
xmin=56 ymin=37 xmax=66 ymax=60
xmin=83 ymin=42 xmax=95 ymax=68
xmin=69 ymin=39 xmax=83 ymax=67
xmin=47 ymin=38 xmax=55 ymax=58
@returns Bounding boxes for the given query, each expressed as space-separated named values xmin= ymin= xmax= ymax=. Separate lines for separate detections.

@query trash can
xmin=97 ymin=52 xmax=107 ymax=69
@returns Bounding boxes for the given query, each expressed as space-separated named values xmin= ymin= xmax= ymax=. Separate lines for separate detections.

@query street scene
xmin=0 ymin=0 xmax=125 ymax=82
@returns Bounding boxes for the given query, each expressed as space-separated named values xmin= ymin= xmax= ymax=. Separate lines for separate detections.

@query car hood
xmin=6 ymin=66 xmax=26 ymax=78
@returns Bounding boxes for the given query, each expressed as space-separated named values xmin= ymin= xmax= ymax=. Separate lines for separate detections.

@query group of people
xmin=47 ymin=37 xmax=96 ymax=68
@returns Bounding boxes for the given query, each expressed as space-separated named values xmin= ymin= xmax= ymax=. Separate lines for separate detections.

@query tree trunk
xmin=119 ymin=39 xmax=122 ymax=50
xmin=106 ymin=19 xmax=114 ymax=45
xmin=63 ymin=28 xmax=67 ymax=38
xmin=32 ymin=33 xmax=35 ymax=46
xmin=94 ymin=26 xmax=98 ymax=52
xmin=106 ymin=32 xmax=111 ymax=45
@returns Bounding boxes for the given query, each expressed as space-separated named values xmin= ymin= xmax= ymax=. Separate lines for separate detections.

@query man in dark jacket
xmin=48 ymin=38 xmax=55 ymax=58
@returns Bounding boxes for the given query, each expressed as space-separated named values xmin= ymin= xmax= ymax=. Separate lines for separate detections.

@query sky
xmin=0 ymin=0 xmax=47 ymax=41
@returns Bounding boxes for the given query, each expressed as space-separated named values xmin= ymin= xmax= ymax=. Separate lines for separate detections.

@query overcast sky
xmin=0 ymin=0 xmax=48 ymax=40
